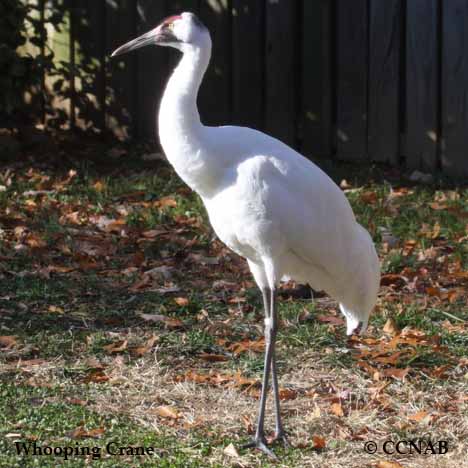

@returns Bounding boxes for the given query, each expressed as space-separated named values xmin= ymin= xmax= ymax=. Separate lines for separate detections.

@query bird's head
xmin=111 ymin=12 xmax=210 ymax=57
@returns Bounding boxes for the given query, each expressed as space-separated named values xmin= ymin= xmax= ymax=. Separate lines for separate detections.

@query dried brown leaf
xmin=103 ymin=340 xmax=128 ymax=354
xmin=377 ymin=461 xmax=404 ymax=468
xmin=130 ymin=335 xmax=158 ymax=357
xmin=70 ymin=426 xmax=105 ymax=439
xmin=174 ymin=297 xmax=189 ymax=307
xmin=330 ymin=402 xmax=344 ymax=417
xmin=199 ymin=353 xmax=228 ymax=362
xmin=153 ymin=405 xmax=179 ymax=419
xmin=278 ymin=388 xmax=298 ymax=401
xmin=0 ymin=335 xmax=17 ymax=349
xmin=228 ymin=338 xmax=265 ymax=355
xmin=408 ymin=410 xmax=430 ymax=422
xmin=83 ymin=369 xmax=109 ymax=384
xmin=312 ymin=435 xmax=326 ymax=450
xmin=383 ymin=318 xmax=399 ymax=335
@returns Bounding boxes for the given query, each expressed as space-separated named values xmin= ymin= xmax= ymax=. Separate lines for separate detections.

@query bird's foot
xmin=242 ymin=437 xmax=278 ymax=460
xmin=270 ymin=430 xmax=291 ymax=448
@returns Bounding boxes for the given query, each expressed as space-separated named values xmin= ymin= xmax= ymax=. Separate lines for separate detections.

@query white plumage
xmin=112 ymin=12 xmax=380 ymax=457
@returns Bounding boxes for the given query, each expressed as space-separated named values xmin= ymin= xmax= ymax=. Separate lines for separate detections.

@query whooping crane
xmin=112 ymin=12 xmax=380 ymax=458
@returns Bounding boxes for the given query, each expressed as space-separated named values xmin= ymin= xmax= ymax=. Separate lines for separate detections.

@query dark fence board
xmin=105 ymin=0 xmax=137 ymax=139
xmin=301 ymin=0 xmax=331 ymax=157
xmin=336 ymin=0 xmax=367 ymax=160
xmin=442 ymin=0 xmax=468 ymax=178
xmin=199 ymin=0 xmax=231 ymax=126
xmin=74 ymin=0 xmax=106 ymax=132
xmin=406 ymin=0 xmax=438 ymax=171
xmin=27 ymin=1 xmax=468 ymax=177
xmin=136 ymin=0 xmax=168 ymax=142
xmin=368 ymin=0 xmax=401 ymax=164
xmin=231 ymin=0 xmax=264 ymax=130
xmin=265 ymin=0 xmax=297 ymax=146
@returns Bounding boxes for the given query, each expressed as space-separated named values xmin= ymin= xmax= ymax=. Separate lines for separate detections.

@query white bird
xmin=112 ymin=12 xmax=380 ymax=458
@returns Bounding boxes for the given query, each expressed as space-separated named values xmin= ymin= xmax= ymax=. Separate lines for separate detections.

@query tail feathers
xmin=339 ymin=304 xmax=369 ymax=336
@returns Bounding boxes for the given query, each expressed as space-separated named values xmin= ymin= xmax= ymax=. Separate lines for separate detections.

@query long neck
xmin=159 ymin=45 xmax=210 ymax=140
xmin=158 ymin=43 xmax=216 ymax=196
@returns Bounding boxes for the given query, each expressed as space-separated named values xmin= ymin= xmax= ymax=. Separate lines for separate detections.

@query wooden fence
xmin=26 ymin=0 xmax=468 ymax=177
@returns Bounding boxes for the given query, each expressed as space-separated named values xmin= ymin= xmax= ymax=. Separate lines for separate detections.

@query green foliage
xmin=0 ymin=0 xmax=63 ymax=126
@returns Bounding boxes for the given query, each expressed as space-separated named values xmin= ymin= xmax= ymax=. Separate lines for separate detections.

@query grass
xmin=0 ymin=144 xmax=467 ymax=467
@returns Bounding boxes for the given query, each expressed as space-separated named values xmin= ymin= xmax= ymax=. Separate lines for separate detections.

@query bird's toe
xmin=241 ymin=437 xmax=278 ymax=460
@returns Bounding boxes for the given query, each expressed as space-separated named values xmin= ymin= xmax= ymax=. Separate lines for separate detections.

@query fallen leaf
xmin=377 ymin=461 xmax=404 ymax=468
xmin=153 ymin=405 xmax=179 ymax=419
xmin=199 ymin=353 xmax=228 ymax=362
xmin=130 ymin=335 xmax=158 ymax=357
xmin=279 ymin=388 xmax=298 ymax=400
xmin=70 ymin=426 xmax=105 ymax=439
xmin=174 ymin=297 xmax=189 ymax=307
xmin=361 ymin=191 xmax=378 ymax=204
xmin=83 ymin=369 xmax=109 ymax=384
xmin=25 ymin=233 xmax=47 ymax=249
xmin=241 ymin=415 xmax=254 ymax=434
xmin=431 ymin=222 xmax=441 ymax=239
xmin=223 ymin=443 xmax=239 ymax=458
xmin=103 ymin=340 xmax=128 ymax=354
xmin=382 ymin=367 xmax=410 ymax=380
xmin=16 ymin=358 xmax=47 ymax=368
xmin=426 ymin=286 xmax=441 ymax=297
xmin=331 ymin=402 xmax=344 ymax=417
xmin=228 ymin=338 xmax=265 ymax=355
xmin=316 ymin=314 xmax=345 ymax=326
xmin=383 ymin=318 xmax=399 ymax=335
xmin=155 ymin=196 xmax=177 ymax=208
xmin=408 ymin=410 xmax=430 ymax=423
xmin=48 ymin=305 xmax=64 ymax=314
xmin=0 ymin=336 xmax=17 ymax=348
xmin=429 ymin=202 xmax=448 ymax=210
xmin=312 ymin=435 xmax=326 ymax=450
xmin=93 ymin=181 xmax=106 ymax=192
xmin=141 ymin=229 xmax=168 ymax=238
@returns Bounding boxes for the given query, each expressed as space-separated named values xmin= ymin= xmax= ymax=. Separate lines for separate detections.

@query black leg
xmin=269 ymin=289 xmax=290 ymax=447
xmin=242 ymin=287 xmax=277 ymax=459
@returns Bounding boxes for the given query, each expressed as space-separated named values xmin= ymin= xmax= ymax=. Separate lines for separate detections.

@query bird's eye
xmin=167 ymin=22 xmax=174 ymax=30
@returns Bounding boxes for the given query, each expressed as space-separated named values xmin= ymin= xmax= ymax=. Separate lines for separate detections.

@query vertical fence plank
xmin=368 ymin=0 xmax=401 ymax=164
xmin=406 ymin=0 xmax=438 ymax=171
xmin=69 ymin=0 xmax=76 ymax=128
xmin=106 ymin=0 xmax=137 ymax=139
xmin=336 ymin=0 xmax=367 ymax=160
xmin=442 ymin=0 xmax=468 ymax=178
xmin=136 ymin=0 xmax=168 ymax=142
xmin=199 ymin=0 xmax=231 ymax=126
xmin=43 ymin=0 xmax=71 ymax=127
xmin=265 ymin=0 xmax=296 ymax=145
xmin=231 ymin=0 xmax=264 ymax=130
xmin=73 ymin=0 xmax=106 ymax=133
xmin=301 ymin=0 xmax=331 ymax=157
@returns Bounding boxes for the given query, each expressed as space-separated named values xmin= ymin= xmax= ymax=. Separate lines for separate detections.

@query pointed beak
xmin=111 ymin=25 xmax=176 ymax=57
